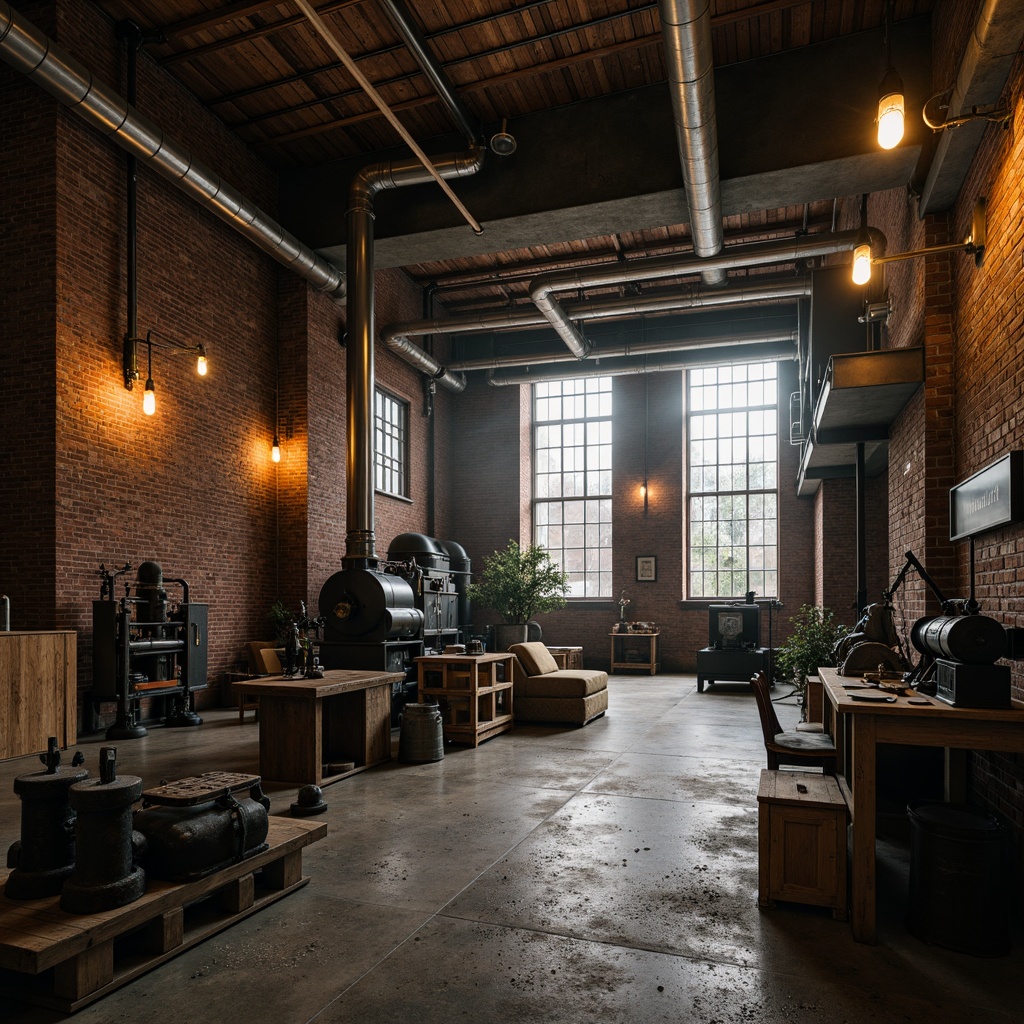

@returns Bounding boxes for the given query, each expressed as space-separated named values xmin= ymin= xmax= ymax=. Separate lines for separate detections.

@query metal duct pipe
xmin=346 ymin=148 xmax=485 ymax=563
xmin=454 ymin=328 xmax=797 ymax=372
xmin=385 ymin=278 xmax=810 ymax=385
xmin=487 ymin=339 xmax=798 ymax=386
xmin=0 ymin=2 xmax=345 ymax=301
xmin=529 ymin=229 xmax=885 ymax=359
xmin=379 ymin=0 xmax=482 ymax=146
xmin=659 ymin=0 xmax=724 ymax=286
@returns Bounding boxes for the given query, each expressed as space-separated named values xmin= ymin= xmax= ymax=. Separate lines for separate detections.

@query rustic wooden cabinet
xmin=0 ymin=631 xmax=77 ymax=760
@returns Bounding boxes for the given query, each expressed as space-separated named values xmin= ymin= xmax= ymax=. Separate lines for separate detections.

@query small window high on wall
xmin=687 ymin=362 xmax=778 ymax=599
xmin=375 ymin=387 xmax=408 ymax=498
xmin=533 ymin=376 xmax=612 ymax=598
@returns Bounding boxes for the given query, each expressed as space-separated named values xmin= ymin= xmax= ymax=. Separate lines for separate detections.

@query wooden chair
xmin=750 ymin=671 xmax=837 ymax=775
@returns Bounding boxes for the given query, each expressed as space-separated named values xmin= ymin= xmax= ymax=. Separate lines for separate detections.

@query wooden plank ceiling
xmin=91 ymin=0 xmax=937 ymax=315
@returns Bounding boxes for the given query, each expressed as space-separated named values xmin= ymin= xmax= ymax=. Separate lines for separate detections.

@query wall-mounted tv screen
xmin=708 ymin=603 xmax=761 ymax=650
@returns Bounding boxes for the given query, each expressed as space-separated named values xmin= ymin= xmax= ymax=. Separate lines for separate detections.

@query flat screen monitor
xmin=708 ymin=603 xmax=761 ymax=650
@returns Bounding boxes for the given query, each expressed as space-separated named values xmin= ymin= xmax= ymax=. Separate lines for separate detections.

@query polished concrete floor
xmin=1 ymin=674 xmax=1020 ymax=1023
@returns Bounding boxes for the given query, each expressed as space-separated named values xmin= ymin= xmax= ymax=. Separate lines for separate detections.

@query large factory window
xmin=533 ymin=376 xmax=612 ymax=598
xmin=375 ymin=387 xmax=408 ymax=497
xmin=686 ymin=362 xmax=778 ymax=599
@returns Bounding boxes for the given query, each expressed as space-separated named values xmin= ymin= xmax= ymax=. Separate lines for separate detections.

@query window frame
xmin=531 ymin=376 xmax=613 ymax=600
xmin=685 ymin=361 xmax=779 ymax=601
xmin=374 ymin=386 xmax=410 ymax=500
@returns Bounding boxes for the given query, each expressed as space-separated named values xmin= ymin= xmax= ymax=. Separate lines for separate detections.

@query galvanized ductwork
xmin=0 ymin=2 xmax=345 ymax=301
xmin=385 ymin=278 xmax=810 ymax=380
xmin=659 ymin=0 xmax=725 ymax=286
xmin=527 ymin=229 xmax=885 ymax=362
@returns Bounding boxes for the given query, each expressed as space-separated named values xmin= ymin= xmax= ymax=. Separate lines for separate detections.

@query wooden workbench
xmin=231 ymin=669 xmax=403 ymax=786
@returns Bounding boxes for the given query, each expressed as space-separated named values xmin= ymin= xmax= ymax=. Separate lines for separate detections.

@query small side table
xmin=416 ymin=652 xmax=514 ymax=747
xmin=546 ymin=645 xmax=583 ymax=670
xmin=609 ymin=632 xmax=659 ymax=675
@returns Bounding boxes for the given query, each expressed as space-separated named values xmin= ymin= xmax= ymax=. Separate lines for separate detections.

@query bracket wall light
xmin=853 ymin=198 xmax=987 ymax=286
xmin=123 ymin=329 xmax=208 ymax=416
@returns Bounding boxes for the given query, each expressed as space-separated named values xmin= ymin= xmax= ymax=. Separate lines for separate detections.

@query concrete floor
xmin=1 ymin=674 xmax=1020 ymax=1023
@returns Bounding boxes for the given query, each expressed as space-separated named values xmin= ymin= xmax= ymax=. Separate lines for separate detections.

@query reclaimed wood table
xmin=819 ymin=665 xmax=1024 ymax=943
xmin=415 ymin=652 xmax=514 ymax=746
xmin=231 ymin=669 xmax=403 ymax=786
xmin=609 ymin=632 xmax=659 ymax=674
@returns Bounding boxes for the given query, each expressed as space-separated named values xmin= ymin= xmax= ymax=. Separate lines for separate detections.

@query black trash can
xmin=906 ymin=801 xmax=1011 ymax=956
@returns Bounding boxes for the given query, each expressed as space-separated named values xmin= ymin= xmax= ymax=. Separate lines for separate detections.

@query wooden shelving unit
xmin=416 ymin=653 xmax=514 ymax=747
xmin=609 ymin=632 xmax=659 ymax=675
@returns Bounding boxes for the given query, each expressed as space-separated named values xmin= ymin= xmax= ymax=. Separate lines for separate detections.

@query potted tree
xmin=775 ymin=604 xmax=846 ymax=720
xmin=468 ymin=540 xmax=569 ymax=650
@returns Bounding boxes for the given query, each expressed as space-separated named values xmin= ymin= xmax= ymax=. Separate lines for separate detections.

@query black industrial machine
xmin=92 ymin=561 xmax=208 ymax=739
xmin=317 ymin=534 xmax=472 ymax=718
xmin=695 ymin=595 xmax=773 ymax=692
xmin=883 ymin=549 xmax=1015 ymax=708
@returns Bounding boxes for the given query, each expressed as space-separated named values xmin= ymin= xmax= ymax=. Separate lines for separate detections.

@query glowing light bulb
xmin=143 ymin=378 xmax=156 ymax=416
xmin=852 ymin=243 xmax=872 ymax=285
xmin=877 ymin=68 xmax=905 ymax=150
xmin=196 ymin=349 xmax=208 ymax=376
xmin=272 ymin=436 xmax=281 ymax=463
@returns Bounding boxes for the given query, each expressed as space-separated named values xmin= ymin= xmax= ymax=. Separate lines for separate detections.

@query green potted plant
xmin=468 ymin=540 xmax=569 ymax=650
xmin=775 ymin=605 xmax=847 ymax=718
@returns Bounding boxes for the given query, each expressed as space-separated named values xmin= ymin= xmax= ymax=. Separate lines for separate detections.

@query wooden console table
xmin=0 ymin=630 xmax=77 ymax=760
xmin=609 ymin=632 xmax=659 ymax=675
xmin=416 ymin=652 xmax=514 ymax=747
xmin=230 ymin=669 xmax=402 ymax=787
xmin=547 ymin=646 xmax=583 ymax=670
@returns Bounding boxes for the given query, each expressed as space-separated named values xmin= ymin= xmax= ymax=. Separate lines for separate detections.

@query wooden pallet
xmin=0 ymin=816 xmax=326 ymax=1013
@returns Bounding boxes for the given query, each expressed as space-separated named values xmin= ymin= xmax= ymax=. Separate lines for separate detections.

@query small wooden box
xmin=757 ymin=769 xmax=849 ymax=920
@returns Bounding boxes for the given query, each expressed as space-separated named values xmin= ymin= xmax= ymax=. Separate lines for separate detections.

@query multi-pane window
xmin=687 ymin=362 xmax=778 ymax=598
xmin=374 ymin=388 xmax=408 ymax=497
xmin=533 ymin=377 xmax=613 ymax=598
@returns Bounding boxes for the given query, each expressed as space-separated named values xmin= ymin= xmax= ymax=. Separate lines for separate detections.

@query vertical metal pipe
xmin=856 ymin=442 xmax=867 ymax=614
xmin=345 ymin=180 xmax=377 ymax=565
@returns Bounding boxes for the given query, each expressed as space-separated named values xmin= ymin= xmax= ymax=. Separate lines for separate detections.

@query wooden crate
xmin=757 ymin=769 xmax=849 ymax=920
xmin=0 ymin=817 xmax=326 ymax=1013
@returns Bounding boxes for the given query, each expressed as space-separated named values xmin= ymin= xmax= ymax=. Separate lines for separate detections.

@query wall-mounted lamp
xmin=922 ymin=90 xmax=1011 ymax=133
xmin=875 ymin=1 xmax=904 ymax=150
xmin=851 ymin=194 xmax=873 ymax=285
xmin=853 ymin=198 xmax=987 ymax=286
xmin=272 ymin=435 xmax=282 ymax=463
xmin=123 ymin=329 xmax=209 ymax=415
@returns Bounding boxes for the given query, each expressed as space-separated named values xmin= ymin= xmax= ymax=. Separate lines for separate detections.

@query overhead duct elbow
xmin=0 ymin=1 xmax=346 ymax=303
xmin=529 ymin=274 xmax=593 ymax=359
xmin=384 ymin=332 xmax=466 ymax=392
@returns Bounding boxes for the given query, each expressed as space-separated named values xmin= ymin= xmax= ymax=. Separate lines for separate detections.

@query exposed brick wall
xmin=0 ymin=1 xmax=59 ymax=633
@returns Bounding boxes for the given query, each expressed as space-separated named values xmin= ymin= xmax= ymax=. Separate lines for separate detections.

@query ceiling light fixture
xmin=876 ymin=1 xmax=904 ymax=150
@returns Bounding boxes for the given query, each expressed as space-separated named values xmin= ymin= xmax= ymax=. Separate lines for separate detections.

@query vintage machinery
xmin=92 ymin=561 xmax=208 ymax=739
xmin=695 ymin=595 xmax=774 ymax=691
xmin=317 ymin=534 xmax=473 ymax=718
xmin=5 ymin=739 xmax=89 ymax=900
xmin=133 ymin=772 xmax=270 ymax=883
xmin=886 ymin=549 xmax=1013 ymax=707
xmin=61 ymin=748 xmax=146 ymax=914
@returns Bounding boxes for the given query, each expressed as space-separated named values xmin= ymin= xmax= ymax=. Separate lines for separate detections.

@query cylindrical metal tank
xmin=911 ymin=615 xmax=1007 ymax=664
xmin=319 ymin=568 xmax=424 ymax=643
xmin=387 ymin=532 xmax=450 ymax=570
xmin=437 ymin=538 xmax=472 ymax=628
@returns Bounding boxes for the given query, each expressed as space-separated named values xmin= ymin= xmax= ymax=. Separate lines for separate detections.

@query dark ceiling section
xmin=94 ymin=0 xmax=937 ymax=319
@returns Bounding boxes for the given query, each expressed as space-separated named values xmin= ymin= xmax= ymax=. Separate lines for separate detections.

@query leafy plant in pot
xmin=775 ymin=604 xmax=846 ymax=719
xmin=467 ymin=541 xmax=569 ymax=651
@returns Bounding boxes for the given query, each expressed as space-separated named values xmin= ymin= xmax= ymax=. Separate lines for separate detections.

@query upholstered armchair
xmin=508 ymin=642 xmax=608 ymax=726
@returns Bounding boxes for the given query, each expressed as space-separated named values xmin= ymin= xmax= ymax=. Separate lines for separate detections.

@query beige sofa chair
xmin=509 ymin=642 xmax=608 ymax=726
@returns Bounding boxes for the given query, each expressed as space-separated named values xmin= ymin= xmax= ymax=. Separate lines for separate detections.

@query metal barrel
xmin=398 ymin=703 xmax=444 ymax=763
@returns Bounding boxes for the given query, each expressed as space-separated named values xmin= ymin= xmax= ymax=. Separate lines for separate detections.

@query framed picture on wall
xmin=636 ymin=556 xmax=657 ymax=582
